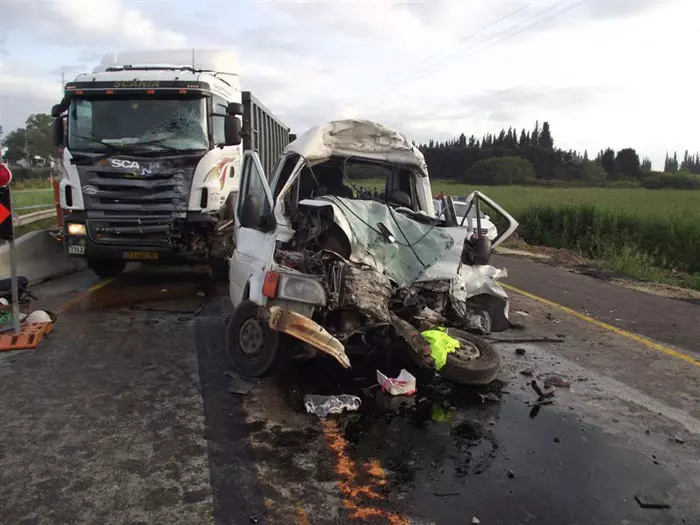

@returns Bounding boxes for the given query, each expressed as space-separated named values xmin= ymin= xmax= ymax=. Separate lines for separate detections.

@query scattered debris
xmin=670 ymin=435 xmax=685 ymax=444
xmin=543 ymin=374 xmax=571 ymax=388
xmin=634 ymin=494 xmax=671 ymax=510
xmin=377 ymin=368 xmax=417 ymax=396
xmin=515 ymin=348 xmax=526 ymax=356
xmin=514 ymin=310 xmax=530 ymax=317
xmin=434 ymin=491 xmax=460 ymax=497
xmin=487 ymin=337 xmax=564 ymax=343
xmin=553 ymin=436 xmax=561 ymax=443
xmin=225 ymin=370 xmax=258 ymax=395
xmin=531 ymin=380 xmax=555 ymax=400
xmin=520 ymin=368 xmax=535 ymax=377
xmin=477 ymin=392 xmax=500 ymax=403
xmin=304 ymin=394 xmax=361 ymax=417
xmin=545 ymin=313 xmax=561 ymax=324
xmin=506 ymin=469 xmax=515 ymax=479
xmin=196 ymin=290 xmax=206 ymax=297
xmin=471 ymin=517 xmax=481 ymax=524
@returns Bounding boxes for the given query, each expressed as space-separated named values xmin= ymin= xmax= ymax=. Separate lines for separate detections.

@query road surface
xmin=1 ymin=255 xmax=698 ymax=524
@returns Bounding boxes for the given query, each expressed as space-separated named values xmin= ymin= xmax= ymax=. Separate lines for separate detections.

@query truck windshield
xmin=67 ymin=97 xmax=208 ymax=153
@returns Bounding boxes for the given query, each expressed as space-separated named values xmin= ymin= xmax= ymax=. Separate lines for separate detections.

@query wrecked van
xmin=226 ymin=120 xmax=518 ymax=385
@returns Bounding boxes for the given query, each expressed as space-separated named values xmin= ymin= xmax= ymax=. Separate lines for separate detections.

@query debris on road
xmin=514 ymin=310 xmax=530 ymax=317
xmin=670 ymin=435 xmax=685 ymax=444
xmin=543 ymin=374 xmax=571 ymax=388
xmin=546 ymin=313 xmax=561 ymax=324
xmin=377 ymin=368 xmax=417 ymax=396
xmin=471 ymin=517 xmax=481 ymax=524
xmin=477 ymin=392 xmax=500 ymax=403
xmin=634 ymin=494 xmax=672 ymax=509
xmin=434 ymin=491 xmax=460 ymax=497
xmin=225 ymin=370 xmax=258 ymax=395
xmin=521 ymin=368 xmax=535 ymax=377
xmin=304 ymin=394 xmax=361 ymax=417
xmin=531 ymin=380 xmax=555 ymax=401
xmin=515 ymin=347 xmax=526 ymax=355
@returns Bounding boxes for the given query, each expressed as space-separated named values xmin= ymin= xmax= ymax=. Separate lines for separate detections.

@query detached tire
xmin=225 ymin=300 xmax=279 ymax=377
xmin=438 ymin=328 xmax=500 ymax=386
xmin=88 ymin=258 xmax=126 ymax=279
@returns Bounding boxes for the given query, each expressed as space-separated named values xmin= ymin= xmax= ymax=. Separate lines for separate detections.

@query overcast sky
xmin=1 ymin=0 xmax=697 ymax=169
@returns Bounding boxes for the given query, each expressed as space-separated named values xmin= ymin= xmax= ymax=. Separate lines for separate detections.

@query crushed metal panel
xmin=268 ymin=306 xmax=350 ymax=368
xmin=337 ymin=263 xmax=392 ymax=322
xmin=304 ymin=197 xmax=455 ymax=287
xmin=284 ymin=119 xmax=427 ymax=168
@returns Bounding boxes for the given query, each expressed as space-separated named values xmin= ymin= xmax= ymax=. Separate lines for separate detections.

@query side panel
xmin=188 ymin=145 xmax=241 ymax=212
xmin=242 ymin=92 xmax=291 ymax=178
xmin=58 ymin=149 xmax=86 ymax=211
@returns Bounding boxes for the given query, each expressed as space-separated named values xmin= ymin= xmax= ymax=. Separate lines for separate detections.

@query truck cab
xmin=51 ymin=49 xmax=290 ymax=279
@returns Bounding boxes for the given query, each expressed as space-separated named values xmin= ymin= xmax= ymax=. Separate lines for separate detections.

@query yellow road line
xmin=501 ymin=282 xmax=700 ymax=367
xmin=56 ymin=278 xmax=114 ymax=314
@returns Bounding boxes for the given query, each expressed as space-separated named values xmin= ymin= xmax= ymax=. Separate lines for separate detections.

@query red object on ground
xmin=0 ymin=164 xmax=12 ymax=187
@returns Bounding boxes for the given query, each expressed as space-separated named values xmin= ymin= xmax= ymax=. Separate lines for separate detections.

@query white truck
xmin=225 ymin=119 xmax=520 ymax=385
xmin=50 ymin=49 xmax=292 ymax=279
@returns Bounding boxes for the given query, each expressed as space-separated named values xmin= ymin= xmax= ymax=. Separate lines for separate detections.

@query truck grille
xmin=76 ymin=155 xmax=199 ymax=245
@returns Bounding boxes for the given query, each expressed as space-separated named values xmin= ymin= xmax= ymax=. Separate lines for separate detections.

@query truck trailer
xmin=50 ymin=49 xmax=292 ymax=279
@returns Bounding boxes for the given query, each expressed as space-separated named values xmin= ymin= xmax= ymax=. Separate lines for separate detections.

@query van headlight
xmin=262 ymin=271 xmax=326 ymax=305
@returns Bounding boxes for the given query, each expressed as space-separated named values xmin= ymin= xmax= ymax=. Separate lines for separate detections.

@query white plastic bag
xmin=376 ymin=369 xmax=417 ymax=396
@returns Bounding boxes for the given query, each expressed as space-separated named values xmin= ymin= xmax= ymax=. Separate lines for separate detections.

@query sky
xmin=1 ymin=0 xmax=698 ymax=169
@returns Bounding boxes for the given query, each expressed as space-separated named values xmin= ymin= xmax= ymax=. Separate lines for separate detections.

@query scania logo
xmin=110 ymin=158 xmax=140 ymax=169
xmin=82 ymin=185 xmax=98 ymax=196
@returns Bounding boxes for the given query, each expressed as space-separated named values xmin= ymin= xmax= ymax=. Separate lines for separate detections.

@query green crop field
xmin=356 ymin=179 xmax=700 ymax=290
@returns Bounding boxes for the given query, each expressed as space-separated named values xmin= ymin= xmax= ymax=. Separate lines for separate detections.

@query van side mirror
xmin=224 ymin=115 xmax=242 ymax=146
xmin=52 ymin=118 xmax=65 ymax=148
xmin=227 ymin=102 xmax=243 ymax=115
xmin=51 ymin=104 xmax=62 ymax=118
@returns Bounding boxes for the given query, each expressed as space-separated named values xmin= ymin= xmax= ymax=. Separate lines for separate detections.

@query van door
xmin=230 ymin=150 xmax=277 ymax=307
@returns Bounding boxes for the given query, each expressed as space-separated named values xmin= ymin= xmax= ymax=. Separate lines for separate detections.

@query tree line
xmin=417 ymin=121 xmax=700 ymax=188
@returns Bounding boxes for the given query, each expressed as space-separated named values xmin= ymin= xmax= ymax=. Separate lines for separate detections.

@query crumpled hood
xmin=299 ymin=196 xmax=468 ymax=287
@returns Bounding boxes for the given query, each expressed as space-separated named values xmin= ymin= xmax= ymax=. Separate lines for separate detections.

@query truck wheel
xmin=225 ymin=300 xmax=279 ymax=377
xmin=88 ymin=259 xmax=126 ymax=279
xmin=210 ymin=259 xmax=229 ymax=282
xmin=438 ymin=328 xmax=500 ymax=386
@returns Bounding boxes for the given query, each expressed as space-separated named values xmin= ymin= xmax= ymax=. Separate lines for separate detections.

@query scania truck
xmin=51 ymin=49 xmax=292 ymax=279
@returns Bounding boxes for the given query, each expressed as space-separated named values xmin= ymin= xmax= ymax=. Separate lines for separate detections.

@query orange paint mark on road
xmin=322 ymin=419 xmax=409 ymax=524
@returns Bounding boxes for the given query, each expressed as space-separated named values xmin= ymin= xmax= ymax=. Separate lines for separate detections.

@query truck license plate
xmin=68 ymin=245 xmax=85 ymax=255
xmin=123 ymin=251 xmax=159 ymax=260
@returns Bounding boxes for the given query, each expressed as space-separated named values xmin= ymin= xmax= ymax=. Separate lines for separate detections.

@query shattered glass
xmin=321 ymin=196 xmax=455 ymax=286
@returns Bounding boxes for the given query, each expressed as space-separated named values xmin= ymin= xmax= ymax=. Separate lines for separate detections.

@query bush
xmin=641 ymin=171 xmax=700 ymax=190
xmin=467 ymin=156 xmax=536 ymax=185
xmin=518 ymin=204 xmax=700 ymax=274
xmin=5 ymin=165 xmax=54 ymax=181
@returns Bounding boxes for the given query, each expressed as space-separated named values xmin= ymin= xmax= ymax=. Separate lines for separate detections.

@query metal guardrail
xmin=12 ymin=207 xmax=56 ymax=227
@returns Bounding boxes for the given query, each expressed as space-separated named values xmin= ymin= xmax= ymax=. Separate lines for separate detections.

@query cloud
xmin=1 ymin=0 xmax=698 ymax=171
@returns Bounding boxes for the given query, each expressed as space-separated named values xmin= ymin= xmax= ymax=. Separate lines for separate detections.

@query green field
xmin=359 ymin=179 xmax=700 ymax=290
xmin=12 ymin=189 xmax=56 ymax=216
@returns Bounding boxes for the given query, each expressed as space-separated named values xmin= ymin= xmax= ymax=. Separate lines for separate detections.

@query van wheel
xmin=226 ymin=300 xmax=279 ymax=377
xmin=88 ymin=258 xmax=126 ymax=279
xmin=438 ymin=328 xmax=500 ymax=386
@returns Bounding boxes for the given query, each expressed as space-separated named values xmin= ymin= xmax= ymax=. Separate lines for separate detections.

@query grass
xmin=11 ymin=189 xmax=56 ymax=216
xmin=357 ymin=179 xmax=700 ymax=290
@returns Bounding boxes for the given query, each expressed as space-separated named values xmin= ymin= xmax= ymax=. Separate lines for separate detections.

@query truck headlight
xmin=262 ymin=271 xmax=326 ymax=305
xmin=67 ymin=223 xmax=86 ymax=236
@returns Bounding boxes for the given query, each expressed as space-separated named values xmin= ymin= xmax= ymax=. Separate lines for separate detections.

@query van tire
xmin=225 ymin=300 xmax=279 ymax=378
xmin=438 ymin=328 xmax=500 ymax=386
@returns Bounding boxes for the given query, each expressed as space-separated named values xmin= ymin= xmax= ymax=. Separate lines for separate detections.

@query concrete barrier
xmin=0 ymin=230 xmax=86 ymax=285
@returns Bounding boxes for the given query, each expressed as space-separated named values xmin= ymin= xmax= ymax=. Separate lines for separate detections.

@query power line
xmin=338 ymin=1 xmax=537 ymax=110
xmin=341 ymin=0 xmax=584 ymax=114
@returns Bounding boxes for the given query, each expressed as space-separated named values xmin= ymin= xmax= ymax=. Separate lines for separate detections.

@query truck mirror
xmin=51 ymin=104 xmax=62 ymax=118
xmin=227 ymin=102 xmax=243 ymax=115
xmin=224 ymin=115 xmax=242 ymax=146
xmin=52 ymin=118 xmax=65 ymax=148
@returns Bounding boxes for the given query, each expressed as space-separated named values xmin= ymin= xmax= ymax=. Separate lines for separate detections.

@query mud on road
xmin=1 ymin=262 xmax=698 ymax=525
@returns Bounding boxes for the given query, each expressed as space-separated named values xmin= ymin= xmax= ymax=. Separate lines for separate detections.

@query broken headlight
xmin=263 ymin=271 xmax=327 ymax=305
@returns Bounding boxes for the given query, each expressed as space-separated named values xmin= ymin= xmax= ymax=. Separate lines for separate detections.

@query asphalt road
xmin=1 ymin=257 xmax=698 ymax=525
